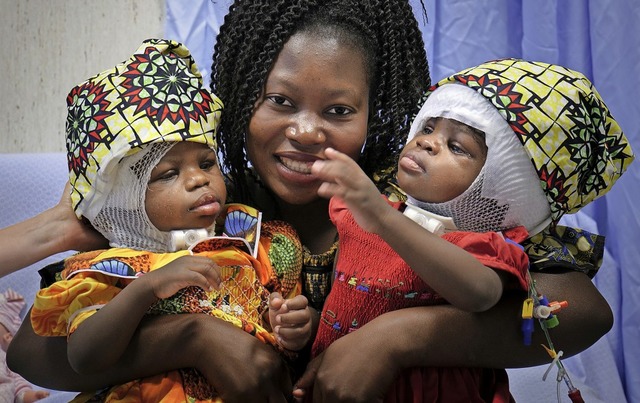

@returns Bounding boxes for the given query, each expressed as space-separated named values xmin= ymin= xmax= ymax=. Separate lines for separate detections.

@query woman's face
xmin=247 ymin=31 xmax=369 ymax=206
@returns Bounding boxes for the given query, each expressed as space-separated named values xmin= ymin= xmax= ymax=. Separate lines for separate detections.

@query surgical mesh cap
xmin=65 ymin=38 xmax=223 ymax=251
xmin=407 ymin=59 xmax=634 ymax=234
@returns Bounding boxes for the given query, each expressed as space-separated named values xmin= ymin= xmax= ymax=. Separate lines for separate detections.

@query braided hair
xmin=211 ymin=0 xmax=430 ymax=205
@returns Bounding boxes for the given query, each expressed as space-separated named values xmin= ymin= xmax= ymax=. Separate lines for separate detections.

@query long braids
xmin=211 ymin=0 xmax=430 ymax=205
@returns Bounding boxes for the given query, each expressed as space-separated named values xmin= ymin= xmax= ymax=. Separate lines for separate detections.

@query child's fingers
xmin=282 ymin=295 xmax=308 ymax=310
xmin=276 ymin=308 xmax=311 ymax=327
xmin=187 ymin=256 xmax=223 ymax=290
xmin=275 ymin=323 xmax=311 ymax=342
xmin=269 ymin=292 xmax=285 ymax=310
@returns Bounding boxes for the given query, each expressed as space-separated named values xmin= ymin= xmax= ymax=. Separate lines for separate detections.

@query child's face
xmin=397 ymin=117 xmax=487 ymax=203
xmin=246 ymin=30 xmax=370 ymax=206
xmin=145 ymin=142 xmax=227 ymax=231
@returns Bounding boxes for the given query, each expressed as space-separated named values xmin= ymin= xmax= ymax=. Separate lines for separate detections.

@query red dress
xmin=311 ymin=197 xmax=530 ymax=403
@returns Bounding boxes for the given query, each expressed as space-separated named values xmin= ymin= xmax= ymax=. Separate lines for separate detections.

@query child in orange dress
xmin=30 ymin=39 xmax=312 ymax=402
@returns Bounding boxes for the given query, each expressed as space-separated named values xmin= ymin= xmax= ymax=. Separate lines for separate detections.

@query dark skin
xmin=296 ymin=271 xmax=610 ymax=402
xmin=9 ymin=272 xmax=609 ymax=403
xmin=7 ymin=5 xmax=612 ymax=403
xmin=11 ymin=312 xmax=292 ymax=403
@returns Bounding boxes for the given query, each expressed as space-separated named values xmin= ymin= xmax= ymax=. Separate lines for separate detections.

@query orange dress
xmin=31 ymin=204 xmax=302 ymax=402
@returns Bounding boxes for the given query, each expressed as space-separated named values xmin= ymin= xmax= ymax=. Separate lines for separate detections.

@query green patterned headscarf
xmin=430 ymin=59 xmax=634 ymax=224
xmin=66 ymin=38 xmax=223 ymax=221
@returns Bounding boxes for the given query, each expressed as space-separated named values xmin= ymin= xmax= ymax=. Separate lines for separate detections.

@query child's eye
xmin=450 ymin=143 xmax=471 ymax=157
xmin=327 ymin=106 xmax=353 ymax=116
xmin=148 ymin=169 xmax=177 ymax=185
xmin=157 ymin=170 xmax=178 ymax=181
xmin=200 ymin=159 xmax=217 ymax=170
xmin=422 ymin=126 xmax=434 ymax=135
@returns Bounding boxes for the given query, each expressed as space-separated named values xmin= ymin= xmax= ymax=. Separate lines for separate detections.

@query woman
xmin=7 ymin=1 xmax=611 ymax=402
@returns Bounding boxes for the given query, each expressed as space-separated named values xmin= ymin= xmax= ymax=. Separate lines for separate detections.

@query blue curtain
xmin=165 ymin=1 xmax=640 ymax=401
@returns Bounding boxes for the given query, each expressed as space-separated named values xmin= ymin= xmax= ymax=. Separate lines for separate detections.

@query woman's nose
xmin=285 ymin=114 xmax=326 ymax=145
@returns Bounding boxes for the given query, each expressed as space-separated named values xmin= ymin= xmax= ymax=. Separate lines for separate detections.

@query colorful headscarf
xmin=66 ymin=38 xmax=223 ymax=221
xmin=428 ymin=59 xmax=634 ymax=224
xmin=407 ymin=84 xmax=553 ymax=235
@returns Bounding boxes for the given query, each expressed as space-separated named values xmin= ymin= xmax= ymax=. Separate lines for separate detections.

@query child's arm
xmin=67 ymin=255 xmax=221 ymax=374
xmin=268 ymin=292 xmax=315 ymax=351
xmin=312 ymin=148 xmax=504 ymax=312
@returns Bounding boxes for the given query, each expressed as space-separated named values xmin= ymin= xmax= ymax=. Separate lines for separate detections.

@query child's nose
xmin=416 ymin=135 xmax=440 ymax=153
xmin=187 ymin=169 xmax=210 ymax=189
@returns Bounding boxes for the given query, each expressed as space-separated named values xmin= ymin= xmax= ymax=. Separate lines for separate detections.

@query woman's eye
xmin=327 ymin=106 xmax=352 ymax=116
xmin=267 ymin=95 xmax=292 ymax=107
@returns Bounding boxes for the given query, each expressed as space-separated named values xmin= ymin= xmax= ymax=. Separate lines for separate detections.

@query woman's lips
xmin=279 ymin=156 xmax=314 ymax=175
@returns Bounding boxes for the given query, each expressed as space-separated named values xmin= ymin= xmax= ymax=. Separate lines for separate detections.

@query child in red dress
xmin=302 ymin=59 xmax=634 ymax=402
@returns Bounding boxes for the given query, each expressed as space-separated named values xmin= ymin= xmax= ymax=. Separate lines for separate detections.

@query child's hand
xmin=20 ymin=388 xmax=50 ymax=403
xmin=268 ymin=292 xmax=312 ymax=351
xmin=140 ymin=255 xmax=222 ymax=300
xmin=312 ymin=147 xmax=392 ymax=234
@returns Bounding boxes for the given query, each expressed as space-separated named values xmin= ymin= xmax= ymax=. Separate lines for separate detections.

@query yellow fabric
xmin=31 ymin=219 xmax=302 ymax=402
xmin=67 ymin=39 xmax=223 ymax=219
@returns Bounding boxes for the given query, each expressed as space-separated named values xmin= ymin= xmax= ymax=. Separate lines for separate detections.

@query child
xmin=0 ymin=289 xmax=49 ymax=403
xmin=30 ymin=39 xmax=312 ymax=402
xmin=305 ymin=59 xmax=634 ymax=402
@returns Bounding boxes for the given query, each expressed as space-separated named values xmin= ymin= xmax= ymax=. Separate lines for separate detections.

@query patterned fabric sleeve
xmin=31 ymin=272 xmax=120 ymax=337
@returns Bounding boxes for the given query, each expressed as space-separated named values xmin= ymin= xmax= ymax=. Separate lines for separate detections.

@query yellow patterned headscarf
xmin=66 ymin=38 xmax=223 ymax=219
xmin=431 ymin=59 xmax=634 ymax=224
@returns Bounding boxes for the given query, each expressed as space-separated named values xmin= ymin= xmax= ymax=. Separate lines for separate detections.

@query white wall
xmin=0 ymin=0 xmax=164 ymax=153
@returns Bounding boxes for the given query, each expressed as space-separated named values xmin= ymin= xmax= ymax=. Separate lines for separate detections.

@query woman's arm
xmin=8 ymin=310 xmax=292 ymax=401
xmin=0 ymin=182 xmax=107 ymax=276
xmin=303 ymin=270 xmax=611 ymax=402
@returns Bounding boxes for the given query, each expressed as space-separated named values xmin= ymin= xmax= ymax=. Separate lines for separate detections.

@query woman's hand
xmin=295 ymin=271 xmax=612 ymax=402
xmin=0 ymin=181 xmax=107 ymax=277
xmin=191 ymin=315 xmax=292 ymax=403
xmin=295 ymin=325 xmax=397 ymax=403
xmin=54 ymin=181 xmax=109 ymax=252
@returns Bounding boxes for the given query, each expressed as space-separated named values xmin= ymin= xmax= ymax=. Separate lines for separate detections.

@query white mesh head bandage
xmin=405 ymin=84 xmax=552 ymax=234
xmin=90 ymin=142 xmax=181 ymax=252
